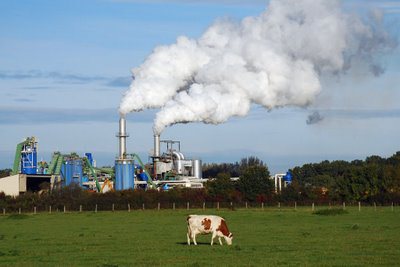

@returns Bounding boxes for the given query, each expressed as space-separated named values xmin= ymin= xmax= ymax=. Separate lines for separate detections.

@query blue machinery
xmin=12 ymin=138 xmax=104 ymax=192
xmin=12 ymin=137 xmax=38 ymax=175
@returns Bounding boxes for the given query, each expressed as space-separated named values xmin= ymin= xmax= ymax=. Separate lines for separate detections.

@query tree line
xmin=0 ymin=153 xmax=400 ymax=211
xmin=286 ymin=152 xmax=400 ymax=203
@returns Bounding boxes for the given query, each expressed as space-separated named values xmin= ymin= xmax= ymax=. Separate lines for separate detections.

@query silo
xmin=192 ymin=159 xmax=202 ymax=179
xmin=115 ymin=159 xmax=134 ymax=190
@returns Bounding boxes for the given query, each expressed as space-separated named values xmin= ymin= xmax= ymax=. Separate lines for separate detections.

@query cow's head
xmin=224 ymin=232 xmax=233 ymax=245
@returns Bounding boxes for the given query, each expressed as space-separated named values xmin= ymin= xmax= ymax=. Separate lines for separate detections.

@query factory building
xmin=0 ymin=136 xmax=113 ymax=196
xmin=0 ymin=117 xmax=292 ymax=197
xmin=114 ymin=115 xmax=205 ymax=190
xmin=0 ymin=137 xmax=61 ymax=196
xmin=1 ymin=115 xmax=206 ymax=196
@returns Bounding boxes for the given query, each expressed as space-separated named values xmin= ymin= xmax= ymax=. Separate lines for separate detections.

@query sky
xmin=0 ymin=0 xmax=399 ymax=174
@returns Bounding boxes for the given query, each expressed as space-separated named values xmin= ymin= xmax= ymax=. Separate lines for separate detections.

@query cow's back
xmin=187 ymin=215 xmax=224 ymax=233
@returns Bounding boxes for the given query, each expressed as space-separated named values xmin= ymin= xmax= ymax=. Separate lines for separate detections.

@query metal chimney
xmin=154 ymin=134 xmax=160 ymax=158
xmin=117 ymin=115 xmax=129 ymax=159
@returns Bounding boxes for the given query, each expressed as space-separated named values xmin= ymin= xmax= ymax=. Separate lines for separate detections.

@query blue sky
xmin=1 ymin=0 xmax=400 ymax=173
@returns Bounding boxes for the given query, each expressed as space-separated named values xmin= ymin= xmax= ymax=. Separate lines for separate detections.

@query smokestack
xmin=154 ymin=134 xmax=160 ymax=158
xmin=117 ymin=115 xmax=129 ymax=159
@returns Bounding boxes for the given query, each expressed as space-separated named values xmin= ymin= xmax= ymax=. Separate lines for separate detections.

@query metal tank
xmin=192 ymin=159 xmax=202 ymax=179
xmin=61 ymin=160 xmax=73 ymax=186
xmin=72 ymin=159 xmax=83 ymax=186
xmin=115 ymin=159 xmax=135 ymax=190
xmin=174 ymin=160 xmax=184 ymax=175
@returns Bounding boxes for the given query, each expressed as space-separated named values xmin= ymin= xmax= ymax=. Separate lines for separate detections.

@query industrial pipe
xmin=117 ymin=115 xmax=129 ymax=159
xmin=154 ymin=134 xmax=160 ymax=158
xmin=172 ymin=151 xmax=184 ymax=160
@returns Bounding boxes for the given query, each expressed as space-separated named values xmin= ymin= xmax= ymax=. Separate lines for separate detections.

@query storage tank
xmin=174 ymin=160 xmax=184 ymax=175
xmin=115 ymin=159 xmax=134 ymax=190
xmin=192 ymin=159 xmax=202 ymax=179
xmin=72 ymin=159 xmax=83 ymax=186
xmin=61 ymin=160 xmax=73 ymax=186
xmin=61 ymin=159 xmax=84 ymax=186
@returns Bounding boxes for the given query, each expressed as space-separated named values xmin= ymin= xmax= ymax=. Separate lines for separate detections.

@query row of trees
xmin=287 ymin=152 xmax=400 ymax=203
xmin=1 ymin=153 xmax=400 ymax=210
xmin=203 ymin=153 xmax=400 ymax=203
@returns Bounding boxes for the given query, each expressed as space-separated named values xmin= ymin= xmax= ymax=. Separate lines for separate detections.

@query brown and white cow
xmin=186 ymin=215 xmax=233 ymax=245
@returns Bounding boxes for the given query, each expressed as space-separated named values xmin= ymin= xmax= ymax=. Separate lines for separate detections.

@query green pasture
xmin=0 ymin=207 xmax=399 ymax=266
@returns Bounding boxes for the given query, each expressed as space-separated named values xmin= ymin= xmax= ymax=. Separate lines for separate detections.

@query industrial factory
xmin=0 ymin=116 xmax=205 ymax=196
xmin=113 ymin=115 xmax=204 ymax=190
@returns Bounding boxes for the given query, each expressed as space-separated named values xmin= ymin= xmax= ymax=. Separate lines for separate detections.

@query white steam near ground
xmin=119 ymin=0 xmax=396 ymax=134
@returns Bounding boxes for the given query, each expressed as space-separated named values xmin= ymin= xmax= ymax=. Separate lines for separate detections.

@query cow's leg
xmin=218 ymin=237 xmax=223 ymax=246
xmin=211 ymin=232 xmax=217 ymax=245
xmin=192 ymin=233 xmax=198 ymax=245
xmin=187 ymin=226 xmax=191 ymax=245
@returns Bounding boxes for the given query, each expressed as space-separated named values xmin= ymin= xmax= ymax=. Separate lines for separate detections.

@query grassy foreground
xmin=0 ymin=207 xmax=399 ymax=266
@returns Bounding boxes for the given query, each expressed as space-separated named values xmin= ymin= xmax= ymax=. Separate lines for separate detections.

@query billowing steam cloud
xmin=119 ymin=0 xmax=395 ymax=134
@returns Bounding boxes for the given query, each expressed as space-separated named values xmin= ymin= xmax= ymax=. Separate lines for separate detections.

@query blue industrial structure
xmin=72 ymin=159 xmax=83 ymax=185
xmin=21 ymin=142 xmax=37 ymax=175
xmin=284 ymin=171 xmax=292 ymax=184
xmin=11 ymin=138 xmax=108 ymax=192
xmin=115 ymin=159 xmax=135 ymax=190
xmin=61 ymin=160 xmax=72 ymax=186
xmin=12 ymin=137 xmax=38 ymax=175
xmin=61 ymin=158 xmax=83 ymax=186
xmin=85 ymin=153 xmax=94 ymax=166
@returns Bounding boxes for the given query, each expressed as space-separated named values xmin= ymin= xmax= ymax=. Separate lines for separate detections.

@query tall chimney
xmin=117 ymin=115 xmax=129 ymax=159
xmin=154 ymin=134 xmax=160 ymax=158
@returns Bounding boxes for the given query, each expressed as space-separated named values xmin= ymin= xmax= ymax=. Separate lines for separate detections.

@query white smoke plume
xmin=119 ymin=0 xmax=395 ymax=134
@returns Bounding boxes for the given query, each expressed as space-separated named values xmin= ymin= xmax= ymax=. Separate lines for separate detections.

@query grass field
xmin=0 ymin=207 xmax=399 ymax=266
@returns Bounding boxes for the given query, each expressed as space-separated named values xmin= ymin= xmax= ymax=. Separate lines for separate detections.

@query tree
xmin=237 ymin=165 xmax=273 ymax=202
xmin=202 ymin=163 xmax=240 ymax=178
xmin=206 ymin=173 xmax=235 ymax=201
xmin=238 ymin=156 xmax=265 ymax=175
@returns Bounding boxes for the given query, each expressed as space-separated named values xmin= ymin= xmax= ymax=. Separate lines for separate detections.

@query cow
xmin=186 ymin=215 xmax=233 ymax=246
